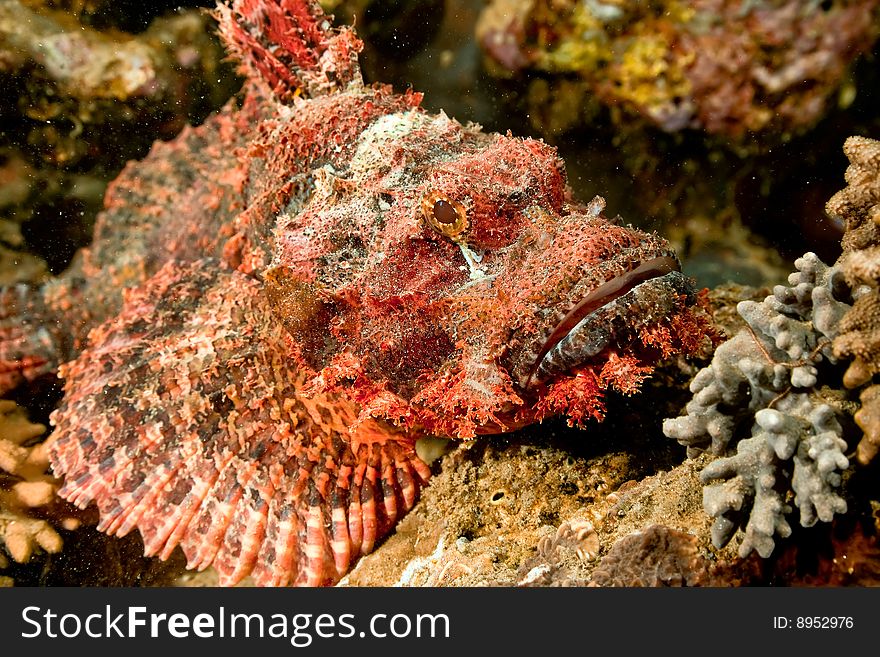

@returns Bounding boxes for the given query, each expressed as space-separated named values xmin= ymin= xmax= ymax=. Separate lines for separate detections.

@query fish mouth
xmin=524 ymin=255 xmax=684 ymax=387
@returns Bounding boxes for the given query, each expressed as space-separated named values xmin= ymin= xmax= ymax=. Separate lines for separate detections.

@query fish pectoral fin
xmin=48 ymin=260 xmax=428 ymax=586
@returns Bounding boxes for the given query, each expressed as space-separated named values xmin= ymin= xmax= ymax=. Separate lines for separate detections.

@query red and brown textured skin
xmin=2 ymin=0 xmax=715 ymax=586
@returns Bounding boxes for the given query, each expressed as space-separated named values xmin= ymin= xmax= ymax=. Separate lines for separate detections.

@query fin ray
xmin=49 ymin=261 xmax=428 ymax=586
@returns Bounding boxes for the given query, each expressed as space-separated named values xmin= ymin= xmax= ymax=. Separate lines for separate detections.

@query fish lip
xmin=523 ymin=255 xmax=682 ymax=388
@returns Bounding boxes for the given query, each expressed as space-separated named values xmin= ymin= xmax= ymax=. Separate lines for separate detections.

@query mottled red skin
xmin=0 ymin=1 xmax=715 ymax=586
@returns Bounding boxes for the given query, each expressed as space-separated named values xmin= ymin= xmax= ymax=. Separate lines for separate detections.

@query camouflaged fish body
xmin=0 ymin=0 xmax=714 ymax=586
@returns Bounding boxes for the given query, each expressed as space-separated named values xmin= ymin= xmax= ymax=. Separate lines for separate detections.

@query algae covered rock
xmin=477 ymin=0 xmax=880 ymax=144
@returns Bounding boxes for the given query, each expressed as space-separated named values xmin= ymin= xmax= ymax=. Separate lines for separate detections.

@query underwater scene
xmin=1 ymin=0 xmax=879 ymax=587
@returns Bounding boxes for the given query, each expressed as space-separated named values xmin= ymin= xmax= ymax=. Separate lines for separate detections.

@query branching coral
xmin=663 ymin=253 xmax=854 ymax=557
xmin=0 ymin=400 xmax=83 ymax=568
xmin=699 ymin=401 xmax=849 ymax=557
xmin=827 ymin=136 xmax=880 ymax=464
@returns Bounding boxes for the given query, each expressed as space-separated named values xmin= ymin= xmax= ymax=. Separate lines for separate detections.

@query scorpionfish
xmin=0 ymin=0 xmax=714 ymax=586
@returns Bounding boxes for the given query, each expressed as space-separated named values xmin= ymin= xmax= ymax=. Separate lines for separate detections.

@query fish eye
xmin=421 ymin=190 xmax=468 ymax=240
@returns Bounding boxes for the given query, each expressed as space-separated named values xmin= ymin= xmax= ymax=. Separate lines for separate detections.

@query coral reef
xmin=664 ymin=253 xmax=855 ymax=558
xmin=513 ymin=517 xmax=599 ymax=586
xmin=0 ymin=0 xmax=716 ymax=587
xmin=0 ymin=0 xmax=237 ymax=272
xmin=1 ymin=0 xmax=232 ymax=169
xmin=339 ymin=429 xmax=640 ymax=587
xmin=0 ymin=400 xmax=85 ymax=579
xmin=473 ymin=1 xmax=877 ymax=272
xmin=827 ymin=136 xmax=880 ymax=464
xmin=476 ymin=0 xmax=880 ymax=143
xmin=339 ymin=434 xmax=768 ymax=587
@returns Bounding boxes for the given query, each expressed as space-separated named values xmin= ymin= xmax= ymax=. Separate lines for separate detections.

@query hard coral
xmin=664 ymin=254 xmax=854 ymax=558
xmin=590 ymin=524 xmax=709 ymax=587
xmin=477 ymin=0 xmax=880 ymax=143
xmin=0 ymin=400 xmax=83 ymax=568
xmin=827 ymin=136 xmax=880 ymax=464
xmin=514 ymin=518 xmax=599 ymax=586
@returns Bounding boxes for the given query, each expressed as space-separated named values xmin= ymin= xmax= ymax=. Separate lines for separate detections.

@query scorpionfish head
xmin=267 ymin=109 xmax=714 ymax=438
